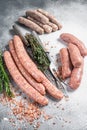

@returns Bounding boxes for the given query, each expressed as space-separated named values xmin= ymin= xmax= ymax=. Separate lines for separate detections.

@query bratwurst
xmin=69 ymin=59 xmax=84 ymax=89
xmin=68 ymin=43 xmax=83 ymax=67
xmin=60 ymin=48 xmax=72 ymax=79
xmin=60 ymin=33 xmax=87 ymax=56
xmin=4 ymin=51 xmax=48 ymax=105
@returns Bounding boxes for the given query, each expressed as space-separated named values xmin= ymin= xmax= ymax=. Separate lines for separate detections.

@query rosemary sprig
xmin=25 ymin=34 xmax=50 ymax=71
xmin=0 ymin=51 xmax=13 ymax=97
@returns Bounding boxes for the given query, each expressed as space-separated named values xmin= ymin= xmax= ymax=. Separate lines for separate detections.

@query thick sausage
xmin=18 ymin=17 xmax=44 ymax=34
xmin=13 ymin=35 xmax=43 ymax=83
xmin=60 ymin=33 xmax=87 ymax=56
xmin=9 ymin=40 xmax=46 ymax=95
xmin=26 ymin=10 xmax=49 ymax=24
xmin=3 ymin=51 xmax=48 ymax=105
xmin=60 ymin=48 xmax=72 ymax=79
xmin=27 ymin=16 xmax=52 ymax=33
xmin=68 ymin=43 xmax=83 ymax=67
xmin=37 ymin=8 xmax=62 ymax=30
xmin=69 ymin=59 xmax=84 ymax=89
xmin=14 ymin=35 xmax=63 ymax=99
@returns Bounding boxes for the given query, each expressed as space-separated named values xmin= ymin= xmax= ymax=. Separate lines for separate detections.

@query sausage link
xmin=60 ymin=48 xmax=72 ymax=79
xmin=26 ymin=10 xmax=49 ymax=24
xmin=9 ymin=40 xmax=46 ymax=95
xmin=47 ymin=22 xmax=58 ymax=31
xmin=68 ymin=43 xmax=83 ymax=67
xmin=69 ymin=59 xmax=84 ymax=89
xmin=4 ymin=51 xmax=48 ymax=105
xmin=18 ymin=17 xmax=44 ymax=34
xmin=60 ymin=33 xmax=87 ymax=56
xmin=27 ymin=16 xmax=52 ymax=33
xmin=42 ymin=78 xmax=63 ymax=99
xmin=13 ymin=35 xmax=43 ymax=83
xmin=13 ymin=35 xmax=63 ymax=99
xmin=37 ymin=8 xmax=62 ymax=30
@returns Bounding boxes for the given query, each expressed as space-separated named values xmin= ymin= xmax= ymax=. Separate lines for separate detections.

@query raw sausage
xmin=68 ymin=43 xmax=83 ymax=67
xmin=18 ymin=17 xmax=44 ymax=34
xmin=27 ymin=16 xmax=52 ymax=33
xmin=3 ymin=51 xmax=48 ymax=105
xmin=37 ymin=8 xmax=62 ymax=30
xmin=9 ymin=40 xmax=46 ymax=95
xmin=14 ymin=35 xmax=63 ymax=99
xmin=26 ymin=10 xmax=49 ymax=24
xmin=47 ymin=22 xmax=58 ymax=31
xmin=13 ymin=35 xmax=43 ymax=83
xmin=69 ymin=59 xmax=84 ymax=89
xmin=60 ymin=33 xmax=87 ymax=56
xmin=60 ymin=48 xmax=72 ymax=79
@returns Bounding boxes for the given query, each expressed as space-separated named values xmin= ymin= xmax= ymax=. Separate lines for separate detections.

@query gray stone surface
xmin=0 ymin=0 xmax=87 ymax=130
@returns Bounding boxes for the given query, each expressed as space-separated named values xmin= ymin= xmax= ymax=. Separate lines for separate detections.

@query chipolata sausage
xmin=18 ymin=17 xmax=44 ymax=34
xmin=26 ymin=10 xmax=49 ymax=24
xmin=37 ymin=8 xmax=62 ymax=30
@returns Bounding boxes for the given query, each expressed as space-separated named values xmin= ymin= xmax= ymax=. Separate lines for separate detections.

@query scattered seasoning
xmin=0 ymin=85 xmax=53 ymax=129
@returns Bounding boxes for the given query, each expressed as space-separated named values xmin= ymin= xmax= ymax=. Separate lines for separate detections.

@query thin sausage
xmin=14 ymin=35 xmax=63 ymax=99
xmin=3 ymin=51 xmax=48 ymax=105
xmin=60 ymin=48 xmax=72 ymax=79
xmin=60 ymin=33 xmax=87 ymax=56
xmin=68 ymin=43 xmax=83 ymax=67
xmin=9 ymin=40 xmax=46 ymax=95
xmin=69 ymin=59 xmax=84 ymax=89
xmin=13 ymin=35 xmax=43 ymax=83
xmin=37 ymin=8 xmax=62 ymax=30
xmin=26 ymin=10 xmax=49 ymax=24
xmin=27 ymin=16 xmax=52 ymax=33
xmin=18 ymin=17 xmax=44 ymax=34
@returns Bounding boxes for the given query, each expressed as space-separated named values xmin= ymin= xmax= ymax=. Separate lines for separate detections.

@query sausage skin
xmin=3 ymin=51 xmax=48 ymax=105
xmin=27 ymin=16 xmax=52 ymax=33
xmin=13 ymin=35 xmax=63 ymax=99
xmin=37 ymin=8 xmax=62 ymax=30
xmin=9 ymin=40 xmax=46 ymax=95
xmin=68 ymin=43 xmax=83 ymax=67
xmin=26 ymin=10 xmax=49 ymax=24
xmin=60 ymin=33 xmax=87 ymax=56
xmin=60 ymin=48 xmax=72 ymax=79
xmin=13 ymin=35 xmax=43 ymax=83
xmin=69 ymin=59 xmax=84 ymax=89
xmin=18 ymin=17 xmax=44 ymax=34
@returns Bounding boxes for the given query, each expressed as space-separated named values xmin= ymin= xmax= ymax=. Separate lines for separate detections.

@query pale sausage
xmin=18 ymin=17 xmax=44 ymax=34
xmin=26 ymin=10 xmax=49 ymax=24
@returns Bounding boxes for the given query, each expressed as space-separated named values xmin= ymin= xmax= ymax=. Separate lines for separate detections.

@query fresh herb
xmin=0 ymin=51 xmax=13 ymax=97
xmin=25 ymin=34 xmax=50 ymax=71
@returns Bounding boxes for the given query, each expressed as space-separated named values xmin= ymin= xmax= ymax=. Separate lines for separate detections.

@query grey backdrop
xmin=0 ymin=0 xmax=87 ymax=130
